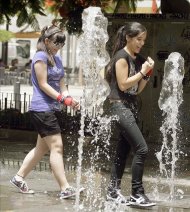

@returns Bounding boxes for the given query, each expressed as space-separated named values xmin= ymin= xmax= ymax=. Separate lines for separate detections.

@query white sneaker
xmin=58 ymin=187 xmax=85 ymax=199
xmin=129 ymin=193 xmax=156 ymax=207
xmin=10 ymin=176 xmax=34 ymax=194
xmin=107 ymin=189 xmax=130 ymax=206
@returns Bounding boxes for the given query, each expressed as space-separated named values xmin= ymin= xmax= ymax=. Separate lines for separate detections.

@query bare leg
xmin=44 ymin=133 xmax=69 ymax=191
xmin=17 ymin=134 xmax=49 ymax=178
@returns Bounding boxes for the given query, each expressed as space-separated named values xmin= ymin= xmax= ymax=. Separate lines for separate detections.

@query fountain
xmin=156 ymin=52 xmax=185 ymax=200
xmin=75 ymin=6 xmax=111 ymax=211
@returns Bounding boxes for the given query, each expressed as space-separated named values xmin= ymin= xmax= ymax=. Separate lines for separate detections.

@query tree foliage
xmin=1 ymin=0 xmax=188 ymax=35
xmin=44 ymin=0 xmax=141 ymax=35
xmin=0 ymin=30 xmax=14 ymax=42
xmin=0 ymin=0 xmax=46 ymax=31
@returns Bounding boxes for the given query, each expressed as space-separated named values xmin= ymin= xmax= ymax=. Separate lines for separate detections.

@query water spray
xmin=156 ymin=52 xmax=184 ymax=199
xmin=75 ymin=7 xmax=110 ymax=210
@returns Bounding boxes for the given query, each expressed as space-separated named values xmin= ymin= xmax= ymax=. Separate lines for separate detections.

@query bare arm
xmin=116 ymin=57 xmax=154 ymax=93
xmin=34 ymin=61 xmax=79 ymax=109
xmin=60 ymin=78 xmax=70 ymax=96
xmin=137 ymin=79 xmax=148 ymax=94
xmin=116 ymin=58 xmax=143 ymax=91
xmin=60 ymin=71 xmax=80 ymax=109
xmin=137 ymin=57 xmax=155 ymax=94
xmin=34 ymin=61 xmax=60 ymax=99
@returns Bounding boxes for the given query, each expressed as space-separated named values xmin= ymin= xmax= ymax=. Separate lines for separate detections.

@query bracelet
xmin=57 ymin=94 xmax=63 ymax=102
xmin=143 ymin=75 xmax=150 ymax=81
xmin=57 ymin=94 xmax=66 ymax=103
xmin=57 ymin=94 xmax=73 ymax=106
xmin=139 ymin=71 xmax=150 ymax=81
xmin=139 ymin=71 xmax=145 ymax=77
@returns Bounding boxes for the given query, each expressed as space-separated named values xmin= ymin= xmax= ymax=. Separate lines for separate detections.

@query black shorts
xmin=30 ymin=111 xmax=61 ymax=138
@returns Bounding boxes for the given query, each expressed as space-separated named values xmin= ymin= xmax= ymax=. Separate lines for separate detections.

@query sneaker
xmin=10 ymin=176 xmax=34 ymax=194
xmin=59 ymin=187 xmax=85 ymax=199
xmin=106 ymin=189 xmax=130 ymax=206
xmin=129 ymin=193 xmax=156 ymax=207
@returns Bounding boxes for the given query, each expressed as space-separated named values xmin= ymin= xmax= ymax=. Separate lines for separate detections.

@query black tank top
xmin=108 ymin=49 xmax=146 ymax=100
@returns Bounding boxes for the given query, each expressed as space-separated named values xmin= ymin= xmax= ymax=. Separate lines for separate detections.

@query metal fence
xmin=0 ymin=92 xmax=31 ymax=113
xmin=0 ymin=91 xmax=79 ymax=130
xmin=0 ymin=91 xmax=101 ymax=133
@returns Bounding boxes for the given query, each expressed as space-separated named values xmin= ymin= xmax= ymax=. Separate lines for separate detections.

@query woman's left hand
xmin=71 ymin=98 xmax=80 ymax=110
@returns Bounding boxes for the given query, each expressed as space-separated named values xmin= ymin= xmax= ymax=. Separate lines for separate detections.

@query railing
xmin=0 ymin=92 xmax=31 ymax=113
xmin=0 ymin=91 xmax=78 ymax=131
xmin=0 ymin=91 xmax=101 ymax=133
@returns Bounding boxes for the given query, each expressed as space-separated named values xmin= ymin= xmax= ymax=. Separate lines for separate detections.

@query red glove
xmin=57 ymin=94 xmax=73 ymax=106
xmin=64 ymin=96 xmax=73 ymax=106
xmin=146 ymin=69 xmax=153 ymax=76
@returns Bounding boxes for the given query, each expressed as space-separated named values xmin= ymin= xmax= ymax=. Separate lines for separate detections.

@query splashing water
xmin=156 ymin=52 xmax=184 ymax=200
xmin=75 ymin=7 xmax=111 ymax=210
xmin=78 ymin=6 xmax=110 ymax=113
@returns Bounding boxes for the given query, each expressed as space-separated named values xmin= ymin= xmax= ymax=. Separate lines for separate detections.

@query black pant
xmin=108 ymin=102 xmax=148 ymax=195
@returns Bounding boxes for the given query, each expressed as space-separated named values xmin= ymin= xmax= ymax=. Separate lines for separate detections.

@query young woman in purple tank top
xmin=10 ymin=24 xmax=83 ymax=199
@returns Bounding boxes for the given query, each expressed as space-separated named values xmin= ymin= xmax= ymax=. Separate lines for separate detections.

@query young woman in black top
xmin=105 ymin=22 xmax=155 ymax=207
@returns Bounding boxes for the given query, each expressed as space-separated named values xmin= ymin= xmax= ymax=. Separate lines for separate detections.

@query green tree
xmin=44 ymin=0 xmax=142 ymax=34
xmin=112 ymin=0 xmax=142 ymax=13
xmin=0 ymin=0 xmax=46 ymax=65
xmin=0 ymin=30 xmax=14 ymax=42
xmin=0 ymin=0 xmax=46 ymax=31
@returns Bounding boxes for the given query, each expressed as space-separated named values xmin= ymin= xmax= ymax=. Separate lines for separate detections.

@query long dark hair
xmin=37 ymin=25 xmax=66 ymax=66
xmin=105 ymin=22 xmax=147 ymax=83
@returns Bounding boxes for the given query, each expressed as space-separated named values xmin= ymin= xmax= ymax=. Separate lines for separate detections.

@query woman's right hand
xmin=141 ymin=57 xmax=155 ymax=75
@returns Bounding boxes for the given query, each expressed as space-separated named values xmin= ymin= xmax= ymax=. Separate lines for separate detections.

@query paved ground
xmin=1 ymin=84 xmax=190 ymax=211
xmin=1 ymin=159 xmax=190 ymax=212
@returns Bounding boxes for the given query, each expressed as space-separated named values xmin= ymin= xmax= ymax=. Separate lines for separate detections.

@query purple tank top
xmin=29 ymin=51 xmax=64 ymax=111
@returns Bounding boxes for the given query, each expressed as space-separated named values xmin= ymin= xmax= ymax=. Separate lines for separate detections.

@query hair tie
xmin=52 ymin=20 xmax=59 ymax=27
xmin=41 ymin=26 xmax=49 ymax=36
xmin=120 ymin=26 xmax=125 ymax=32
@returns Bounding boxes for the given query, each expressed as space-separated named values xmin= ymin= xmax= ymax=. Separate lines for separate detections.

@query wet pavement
xmin=1 ymin=83 xmax=190 ymax=211
xmin=1 ymin=164 xmax=190 ymax=212
xmin=1 ymin=139 xmax=190 ymax=212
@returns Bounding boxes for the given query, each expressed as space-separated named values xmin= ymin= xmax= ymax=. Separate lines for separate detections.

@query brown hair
xmin=37 ymin=25 xmax=66 ymax=66
xmin=105 ymin=22 xmax=147 ymax=83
